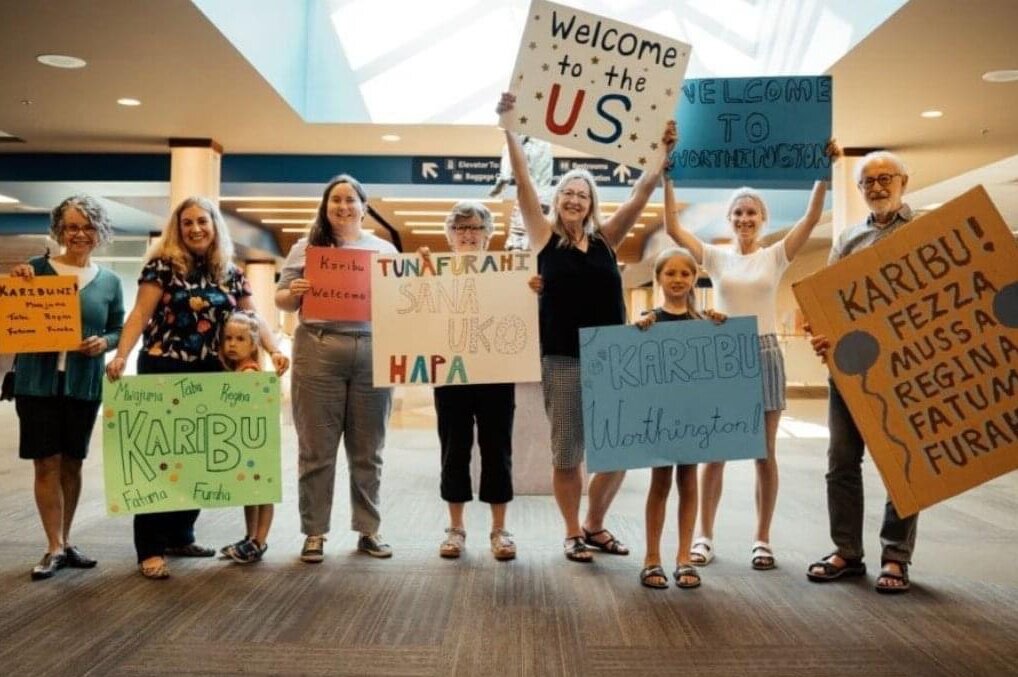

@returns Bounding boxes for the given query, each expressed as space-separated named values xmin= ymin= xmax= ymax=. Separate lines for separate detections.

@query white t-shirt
xmin=701 ymin=242 xmax=789 ymax=335
xmin=49 ymin=259 xmax=99 ymax=371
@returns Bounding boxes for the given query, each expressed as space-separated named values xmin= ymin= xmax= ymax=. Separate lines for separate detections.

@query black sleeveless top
xmin=538 ymin=231 xmax=625 ymax=358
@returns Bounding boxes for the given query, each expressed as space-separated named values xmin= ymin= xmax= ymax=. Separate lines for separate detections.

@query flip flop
xmin=690 ymin=537 xmax=714 ymax=566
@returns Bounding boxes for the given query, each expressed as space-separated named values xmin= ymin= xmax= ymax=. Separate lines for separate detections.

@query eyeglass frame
xmin=61 ymin=223 xmax=98 ymax=235
xmin=858 ymin=173 xmax=902 ymax=189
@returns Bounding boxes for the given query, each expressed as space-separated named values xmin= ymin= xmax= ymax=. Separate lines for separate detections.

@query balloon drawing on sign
xmin=992 ymin=281 xmax=1018 ymax=328
xmin=833 ymin=329 xmax=913 ymax=483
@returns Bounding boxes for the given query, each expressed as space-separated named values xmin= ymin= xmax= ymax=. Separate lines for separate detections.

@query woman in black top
xmin=497 ymin=92 xmax=676 ymax=562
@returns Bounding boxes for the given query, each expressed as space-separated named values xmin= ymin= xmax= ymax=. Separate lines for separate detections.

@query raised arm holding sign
xmin=495 ymin=86 xmax=676 ymax=564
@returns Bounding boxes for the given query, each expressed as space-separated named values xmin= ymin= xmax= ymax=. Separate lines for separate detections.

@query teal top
xmin=13 ymin=255 xmax=125 ymax=401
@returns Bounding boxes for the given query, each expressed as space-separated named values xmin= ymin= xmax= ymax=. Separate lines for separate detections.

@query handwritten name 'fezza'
xmin=608 ymin=334 xmax=761 ymax=390
xmin=116 ymin=410 xmax=267 ymax=485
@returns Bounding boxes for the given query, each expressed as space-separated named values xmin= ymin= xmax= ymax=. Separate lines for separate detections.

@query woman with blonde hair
xmin=497 ymin=92 xmax=677 ymax=562
xmin=107 ymin=196 xmax=288 ymax=579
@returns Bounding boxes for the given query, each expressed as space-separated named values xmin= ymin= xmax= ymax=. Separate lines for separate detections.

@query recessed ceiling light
xmin=920 ymin=110 xmax=943 ymax=119
xmin=923 ymin=202 xmax=943 ymax=211
xmin=0 ymin=193 xmax=19 ymax=204
xmin=37 ymin=54 xmax=87 ymax=69
xmin=117 ymin=98 xmax=142 ymax=107
xmin=262 ymin=218 xmax=313 ymax=224
xmin=982 ymin=70 xmax=1018 ymax=83
xmin=381 ymin=134 xmax=401 ymax=142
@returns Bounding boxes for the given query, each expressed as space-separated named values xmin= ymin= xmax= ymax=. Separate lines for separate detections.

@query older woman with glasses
xmin=10 ymin=195 xmax=124 ymax=581
xmin=497 ymin=92 xmax=677 ymax=563
xmin=420 ymin=201 xmax=523 ymax=561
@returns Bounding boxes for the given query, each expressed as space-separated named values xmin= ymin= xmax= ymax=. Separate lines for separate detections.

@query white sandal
xmin=751 ymin=541 xmax=776 ymax=570
xmin=690 ymin=537 xmax=714 ymax=566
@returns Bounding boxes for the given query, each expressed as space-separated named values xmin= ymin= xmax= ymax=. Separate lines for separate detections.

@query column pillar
xmin=169 ymin=138 xmax=222 ymax=208
xmin=243 ymin=261 xmax=280 ymax=332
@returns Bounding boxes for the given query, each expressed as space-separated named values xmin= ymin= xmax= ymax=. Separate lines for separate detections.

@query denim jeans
xmin=826 ymin=380 xmax=917 ymax=564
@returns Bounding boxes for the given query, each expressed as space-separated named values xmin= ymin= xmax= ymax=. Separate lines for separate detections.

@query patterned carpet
xmin=1 ymin=400 xmax=1017 ymax=676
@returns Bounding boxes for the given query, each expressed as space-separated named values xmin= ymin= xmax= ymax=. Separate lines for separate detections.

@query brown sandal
xmin=582 ymin=527 xmax=629 ymax=555
xmin=139 ymin=558 xmax=170 ymax=580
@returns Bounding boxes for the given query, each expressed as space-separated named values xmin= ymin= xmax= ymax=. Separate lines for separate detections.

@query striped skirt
xmin=759 ymin=333 xmax=786 ymax=412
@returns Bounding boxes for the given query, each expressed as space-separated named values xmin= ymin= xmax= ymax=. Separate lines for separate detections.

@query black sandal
xmin=806 ymin=552 xmax=866 ymax=582
xmin=875 ymin=560 xmax=910 ymax=594
xmin=582 ymin=527 xmax=629 ymax=555
xmin=674 ymin=564 xmax=701 ymax=589
xmin=639 ymin=565 xmax=668 ymax=589
xmin=563 ymin=537 xmax=592 ymax=563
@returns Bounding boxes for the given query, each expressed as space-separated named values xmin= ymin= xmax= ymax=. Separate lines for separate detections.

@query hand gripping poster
xmin=502 ymin=0 xmax=691 ymax=169
xmin=794 ymin=187 xmax=1018 ymax=517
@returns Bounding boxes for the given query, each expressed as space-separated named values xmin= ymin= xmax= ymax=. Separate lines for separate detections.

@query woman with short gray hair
xmin=429 ymin=200 xmax=518 ymax=561
xmin=10 ymin=194 xmax=124 ymax=581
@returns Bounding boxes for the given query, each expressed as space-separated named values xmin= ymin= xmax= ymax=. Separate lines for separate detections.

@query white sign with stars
xmin=501 ymin=0 xmax=691 ymax=170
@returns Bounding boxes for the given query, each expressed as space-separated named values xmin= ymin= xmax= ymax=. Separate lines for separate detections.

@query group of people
xmin=8 ymin=93 xmax=919 ymax=594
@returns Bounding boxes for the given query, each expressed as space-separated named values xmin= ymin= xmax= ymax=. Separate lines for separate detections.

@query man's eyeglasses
xmin=560 ymin=189 xmax=591 ymax=201
xmin=450 ymin=225 xmax=487 ymax=234
xmin=63 ymin=224 xmax=97 ymax=234
xmin=858 ymin=173 xmax=901 ymax=189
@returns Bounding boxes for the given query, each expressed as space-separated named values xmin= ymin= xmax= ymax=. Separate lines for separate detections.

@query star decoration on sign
xmin=591 ymin=56 xmax=599 ymax=65
xmin=650 ymin=142 xmax=659 ymax=150
xmin=518 ymin=74 xmax=524 ymax=81
xmin=665 ymin=88 xmax=673 ymax=97
xmin=519 ymin=116 xmax=528 ymax=125
xmin=529 ymin=41 xmax=537 ymax=49
xmin=542 ymin=63 xmax=549 ymax=72
xmin=629 ymin=133 xmax=638 ymax=142
xmin=552 ymin=44 xmax=558 ymax=50
xmin=535 ymin=91 xmax=544 ymax=101
xmin=534 ymin=14 xmax=540 ymax=20
xmin=635 ymin=116 xmax=641 ymax=122
xmin=639 ymin=157 xmax=647 ymax=165
xmin=651 ymin=104 xmax=657 ymax=111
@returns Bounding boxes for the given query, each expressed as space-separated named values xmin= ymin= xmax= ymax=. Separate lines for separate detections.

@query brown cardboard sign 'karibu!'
xmin=793 ymin=186 xmax=1018 ymax=517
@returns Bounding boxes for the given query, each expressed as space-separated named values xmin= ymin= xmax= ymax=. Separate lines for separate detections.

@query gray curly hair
xmin=50 ymin=194 xmax=115 ymax=247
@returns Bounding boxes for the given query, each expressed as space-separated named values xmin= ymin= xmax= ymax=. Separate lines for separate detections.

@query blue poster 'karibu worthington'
xmin=671 ymin=76 xmax=833 ymax=189
xmin=580 ymin=317 xmax=766 ymax=472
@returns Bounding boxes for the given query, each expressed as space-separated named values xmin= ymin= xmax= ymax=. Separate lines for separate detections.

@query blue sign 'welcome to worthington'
xmin=579 ymin=317 xmax=766 ymax=472
xmin=671 ymin=76 xmax=833 ymax=189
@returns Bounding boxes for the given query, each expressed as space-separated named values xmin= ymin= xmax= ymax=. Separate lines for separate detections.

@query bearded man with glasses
xmin=805 ymin=150 xmax=918 ymax=594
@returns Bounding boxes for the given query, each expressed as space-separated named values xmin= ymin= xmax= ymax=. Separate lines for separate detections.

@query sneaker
xmin=357 ymin=534 xmax=393 ymax=558
xmin=439 ymin=527 xmax=466 ymax=559
xmin=229 ymin=538 xmax=266 ymax=564
xmin=220 ymin=536 xmax=249 ymax=559
xmin=490 ymin=529 xmax=517 ymax=561
xmin=31 ymin=551 xmax=67 ymax=581
xmin=64 ymin=545 xmax=97 ymax=568
xmin=300 ymin=535 xmax=326 ymax=563
xmin=165 ymin=543 xmax=215 ymax=557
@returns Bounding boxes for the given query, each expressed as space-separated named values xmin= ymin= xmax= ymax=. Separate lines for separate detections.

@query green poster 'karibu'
xmin=102 ymin=372 xmax=282 ymax=515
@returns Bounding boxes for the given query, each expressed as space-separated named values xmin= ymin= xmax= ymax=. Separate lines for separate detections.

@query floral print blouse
xmin=139 ymin=258 xmax=252 ymax=363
